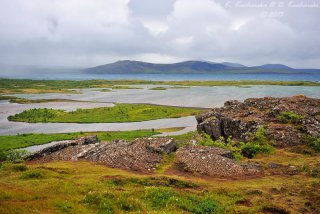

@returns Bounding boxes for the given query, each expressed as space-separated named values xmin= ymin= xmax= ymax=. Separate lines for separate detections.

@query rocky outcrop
xmin=81 ymin=138 xmax=176 ymax=172
xmin=196 ymin=95 xmax=320 ymax=147
xmin=27 ymin=137 xmax=176 ymax=172
xmin=25 ymin=135 xmax=99 ymax=161
xmin=175 ymin=146 xmax=262 ymax=177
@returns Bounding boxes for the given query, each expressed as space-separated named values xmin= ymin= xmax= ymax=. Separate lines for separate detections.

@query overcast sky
xmin=0 ymin=0 xmax=319 ymax=68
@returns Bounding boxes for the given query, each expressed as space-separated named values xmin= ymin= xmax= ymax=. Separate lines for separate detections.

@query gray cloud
xmin=0 ymin=0 xmax=319 ymax=68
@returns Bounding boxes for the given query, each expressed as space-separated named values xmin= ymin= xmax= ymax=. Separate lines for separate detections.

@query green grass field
xmin=0 ymin=129 xmax=319 ymax=213
xmin=1 ymin=78 xmax=319 ymax=94
xmin=8 ymin=103 xmax=202 ymax=123
xmin=0 ymin=95 xmax=80 ymax=104
xmin=0 ymin=130 xmax=162 ymax=150
xmin=0 ymin=150 xmax=319 ymax=213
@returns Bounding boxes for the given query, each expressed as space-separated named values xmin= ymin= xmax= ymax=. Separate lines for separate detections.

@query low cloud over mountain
xmin=0 ymin=0 xmax=320 ymax=69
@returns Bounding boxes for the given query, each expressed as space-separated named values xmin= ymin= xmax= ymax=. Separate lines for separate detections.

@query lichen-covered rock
xmin=175 ymin=146 xmax=246 ymax=177
xmin=146 ymin=137 xmax=177 ymax=153
xmin=196 ymin=95 xmax=320 ymax=147
xmin=25 ymin=135 xmax=98 ymax=161
xmin=78 ymin=135 xmax=98 ymax=145
xmin=26 ymin=137 xmax=176 ymax=172
xmin=82 ymin=138 xmax=176 ymax=172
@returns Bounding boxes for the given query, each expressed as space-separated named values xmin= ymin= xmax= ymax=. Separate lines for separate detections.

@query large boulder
xmin=174 ymin=146 xmax=261 ymax=177
xmin=196 ymin=96 xmax=320 ymax=147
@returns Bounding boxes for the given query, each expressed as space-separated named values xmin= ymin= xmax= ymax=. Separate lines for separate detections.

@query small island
xmin=8 ymin=103 xmax=202 ymax=123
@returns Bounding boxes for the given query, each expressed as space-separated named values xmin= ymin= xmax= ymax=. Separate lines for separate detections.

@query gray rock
xmin=196 ymin=96 xmax=320 ymax=147
xmin=25 ymin=137 xmax=177 ymax=173
xmin=175 ymin=145 xmax=246 ymax=177
xmin=25 ymin=135 xmax=98 ymax=161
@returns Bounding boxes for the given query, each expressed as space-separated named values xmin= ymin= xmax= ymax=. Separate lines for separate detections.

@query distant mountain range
xmin=84 ymin=60 xmax=320 ymax=74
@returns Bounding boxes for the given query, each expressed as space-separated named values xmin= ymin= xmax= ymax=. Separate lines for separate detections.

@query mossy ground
xmin=0 ymin=131 xmax=319 ymax=213
xmin=0 ymin=154 xmax=319 ymax=214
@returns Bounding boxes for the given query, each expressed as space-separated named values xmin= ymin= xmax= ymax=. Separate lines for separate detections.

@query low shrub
xmin=145 ymin=187 xmax=175 ymax=208
xmin=55 ymin=201 xmax=73 ymax=213
xmin=310 ymin=168 xmax=320 ymax=178
xmin=83 ymin=187 xmax=224 ymax=213
xmin=249 ymin=126 xmax=269 ymax=145
xmin=145 ymin=187 xmax=223 ymax=214
xmin=240 ymin=126 xmax=274 ymax=158
xmin=0 ymin=163 xmax=28 ymax=172
xmin=197 ymin=127 xmax=273 ymax=159
xmin=83 ymin=192 xmax=115 ymax=213
xmin=277 ymin=111 xmax=304 ymax=123
xmin=11 ymin=164 xmax=28 ymax=172
xmin=307 ymin=136 xmax=320 ymax=152
xmin=0 ymin=149 xmax=29 ymax=163
xmin=83 ymin=191 xmax=142 ymax=213
xmin=105 ymin=176 xmax=198 ymax=188
xmin=177 ymin=196 xmax=221 ymax=214
xmin=240 ymin=143 xmax=274 ymax=159
xmin=197 ymin=134 xmax=243 ymax=160
xmin=145 ymin=187 xmax=222 ymax=213
xmin=0 ymin=150 xmax=7 ymax=162
xmin=5 ymin=150 xmax=29 ymax=163
xmin=21 ymin=170 xmax=45 ymax=179
xmin=197 ymin=133 xmax=224 ymax=147
xmin=262 ymin=205 xmax=290 ymax=214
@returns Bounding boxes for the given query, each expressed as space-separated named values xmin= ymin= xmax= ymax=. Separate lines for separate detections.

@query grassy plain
xmin=0 ymin=152 xmax=319 ymax=213
xmin=1 ymin=78 xmax=319 ymax=94
xmin=0 ymin=95 xmax=80 ymax=104
xmin=0 ymin=130 xmax=319 ymax=213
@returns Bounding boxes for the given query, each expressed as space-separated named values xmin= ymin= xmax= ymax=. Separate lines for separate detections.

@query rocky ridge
xmin=175 ymin=146 xmax=246 ymax=177
xmin=26 ymin=135 xmax=260 ymax=177
xmin=25 ymin=96 xmax=319 ymax=178
xmin=196 ymin=95 xmax=320 ymax=147
xmin=27 ymin=136 xmax=177 ymax=172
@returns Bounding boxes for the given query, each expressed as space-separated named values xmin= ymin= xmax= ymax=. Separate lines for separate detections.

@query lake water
xmin=0 ymin=100 xmax=197 ymax=135
xmin=1 ymin=72 xmax=319 ymax=153
xmin=0 ymin=85 xmax=319 ymax=136
xmin=15 ymin=85 xmax=320 ymax=108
